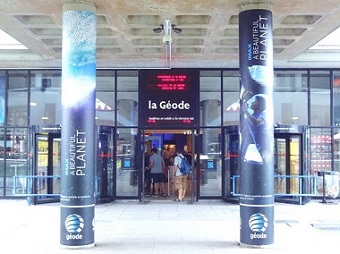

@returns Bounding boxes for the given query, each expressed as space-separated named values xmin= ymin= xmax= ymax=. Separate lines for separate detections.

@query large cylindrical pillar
xmin=60 ymin=0 xmax=96 ymax=247
xmin=238 ymin=1 xmax=274 ymax=246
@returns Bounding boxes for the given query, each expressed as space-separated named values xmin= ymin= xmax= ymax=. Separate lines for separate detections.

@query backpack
xmin=177 ymin=155 xmax=190 ymax=175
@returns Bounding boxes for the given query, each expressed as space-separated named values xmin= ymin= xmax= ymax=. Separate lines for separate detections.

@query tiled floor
xmin=1 ymin=199 xmax=340 ymax=253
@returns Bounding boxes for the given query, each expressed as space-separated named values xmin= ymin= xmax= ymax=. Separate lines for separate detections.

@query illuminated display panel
xmin=146 ymin=74 xmax=188 ymax=91
xmin=139 ymin=69 xmax=199 ymax=127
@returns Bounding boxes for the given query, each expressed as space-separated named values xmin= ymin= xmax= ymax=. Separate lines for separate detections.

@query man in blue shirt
xmin=149 ymin=148 xmax=165 ymax=196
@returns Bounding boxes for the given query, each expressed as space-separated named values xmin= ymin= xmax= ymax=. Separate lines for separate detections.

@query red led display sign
xmin=139 ymin=69 xmax=199 ymax=127
xmin=146 ymin=75 xmax=187 ymax=91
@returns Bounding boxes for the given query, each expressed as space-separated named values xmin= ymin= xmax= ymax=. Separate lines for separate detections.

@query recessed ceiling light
xmin=0 ymin=29 xmax=27 ymax=49
xmin=310 ymin=26 xmax=340 ymax=50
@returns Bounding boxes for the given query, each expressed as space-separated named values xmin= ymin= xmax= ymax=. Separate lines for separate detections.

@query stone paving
xmin=1 ymin=199 xmax=340 ymax=253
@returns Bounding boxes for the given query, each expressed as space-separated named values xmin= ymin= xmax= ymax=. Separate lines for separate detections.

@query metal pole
xmin=167 ymin=169 xmax=170 ymax=197
xmin=190 ymin=131 xmax=195 ymax=203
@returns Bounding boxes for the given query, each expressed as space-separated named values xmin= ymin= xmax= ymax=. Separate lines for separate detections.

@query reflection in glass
xmin=274 ymin=138 xmax=286 ymax=194
xmin=307 ymin=128 xmax=336 ymax=197
xmin=289 ymin=137 xmax=300 ymax=194
xmin=200 ymin=71 xmax=221 ymax=126
xmin=96 ymin=70 xmax=115 ymax=126
xmin=8 ymin=71 xmax=29 ymax=126
xmin=310 ymin=71 xmax=330 ymax=126
xmin=36 ymin=136 xmax=48 ymax=195
xmin=116 ymin=128 xmax=138 ymax=196
xmin=333 ymin=72 xmax=340 ymax=126
xmin=97 ymin=127 xmax=115 ymax=198
xmin=0 ymin=75 xmax=5 ymax=124
xmin=117 ymin=71 xmax=138 ymax=126
xmin=224 ymin=128 xmax=239 ymax=198
xmin=334 ymin=128 xmax=340 ymax=173
xmin=30 ymin=70 xmax=61 ymax=125
xmin=4 ymin=127 xmax=29 ymax=196
xmin=199 ymin=128 xmax=221 ymax=196
xmin=273 ymin=70 xmax=308 ymax=125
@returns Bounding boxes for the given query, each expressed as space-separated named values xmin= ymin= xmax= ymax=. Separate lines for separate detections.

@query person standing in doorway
xmin=173 ymin=148 xmax=188 ymax=202
xmin=149 ymin=148 xmax=166 ymax=196
xmin=162 ymin=146 xmax=171 ymax=167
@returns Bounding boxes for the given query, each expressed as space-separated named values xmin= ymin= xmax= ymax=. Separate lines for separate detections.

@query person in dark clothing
xmin=144 ymin=148 xmax=152 ymax=195
xmin=184 ymin=150 xmax=192 ymax=165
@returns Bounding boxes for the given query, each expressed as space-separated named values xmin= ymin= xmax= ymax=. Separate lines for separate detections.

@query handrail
xmin=231 ymin=174 xmax=324 ymax=197
xmin=12 ymin=175 xmax=100 ymax=197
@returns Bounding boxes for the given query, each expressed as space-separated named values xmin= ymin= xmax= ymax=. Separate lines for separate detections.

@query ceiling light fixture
xmin=310 ymin=26 xmax=340 ymax=50
xmin=0 ymin=29 xmax=27 ymax=49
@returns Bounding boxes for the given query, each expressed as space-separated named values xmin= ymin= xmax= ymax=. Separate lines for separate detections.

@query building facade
xmin=1 ymin=68 xmax=339 ymax=204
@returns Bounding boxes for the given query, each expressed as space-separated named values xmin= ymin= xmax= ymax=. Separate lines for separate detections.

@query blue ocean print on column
xmin=62 ymin=10 xmax=96 ymax=109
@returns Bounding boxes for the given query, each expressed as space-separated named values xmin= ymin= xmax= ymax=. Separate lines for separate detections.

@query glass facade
xmin=333 ymin=72 xmax=340 ymax=126
xmin=200 ymin=70 xmax=222 ymax=126
xmin=273 ymin=70 xmax=308 ymax=125
xmin=96 ymin=70 xmax=115 ymax=126
xmin=29 ymin=70 xmax=62 ymax=125
xmin=116 ymin=127 xmax=138 ymax=197
xmin=306 ymin=127 xmax=338 ymax=199
xmin=0 ymin=68 xmax=339 ymax=201
xmin=223 ymin=70 xmax=239 ymax=126
xmin=117 ymin=70 xmax=138 ymax=127
xmin=310 ymin=71 xmax=331 ymax=126
xmin=334 ymin=128 xmax=340 ymax=173
xmin=8 ymin=71 xmax=29 ymax=126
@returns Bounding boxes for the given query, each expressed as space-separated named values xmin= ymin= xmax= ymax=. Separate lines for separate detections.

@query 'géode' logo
xmin=65 ymin=214 xmax=84 ymax=241
xmin=248 ymin=213 xmax=268 ymax=240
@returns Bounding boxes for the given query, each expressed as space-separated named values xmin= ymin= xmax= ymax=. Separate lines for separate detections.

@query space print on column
xmin=239 ymin=7 xmax=274 ymax=246
xmin=60 ymin=7 xmax=96 ymax=247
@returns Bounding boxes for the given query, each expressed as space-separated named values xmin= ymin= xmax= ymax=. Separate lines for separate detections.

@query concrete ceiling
xmin=1 ymin=0 xmax=340 ymax=69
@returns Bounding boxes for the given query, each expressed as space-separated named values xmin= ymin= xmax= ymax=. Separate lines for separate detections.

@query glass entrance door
xmin=198 ymin=128 xmax=222 ymax=198
xmin=97 ymin=126 xmax=115 ymax=203
xmin=223 ymin=126 xmax=239 ymax=202
xmin=116 ymin=128 xmax=139 ymax=197
xmin=141 ymin=129 xmax=197 ymax=202
xmin=33 ymin=133 xmax=61 ymax=204
xmin=222 ymin=126 xmax=306 ymax=204
xmin=274 ymin=134 xmax=305 ymax=203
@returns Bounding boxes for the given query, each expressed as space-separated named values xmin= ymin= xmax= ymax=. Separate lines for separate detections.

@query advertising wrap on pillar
xmin=60 ymin=9 xmax=96 ymax=247
xmin=239 ymin=8 xmax=274 ymax=245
